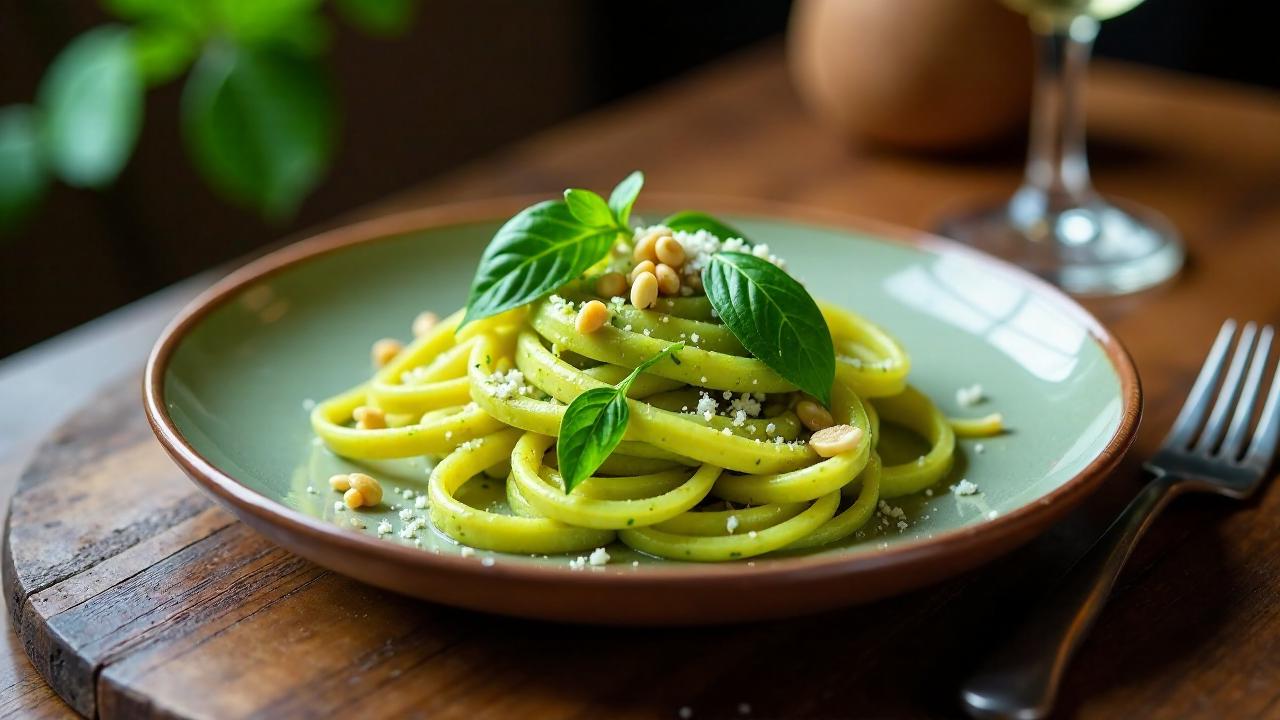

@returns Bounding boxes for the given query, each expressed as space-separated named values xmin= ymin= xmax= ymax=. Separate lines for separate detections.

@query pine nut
xmin=655 ymin=263 xmax=681 ymax=296
xmin=353 ymin=406 xmax=386 ymax=430
xmin=348 ymin=472 xmax=382 ymax=506
xmin=372 ymin=338 xmax=403 ymax=367
xmin=629 ymin=260 xmax=656 ymax=283
xmin=343 ymin=487 xmax=365 ymax=509
xmin=595 ymin=272 xmax=627 ymax=299
xmin=412 ymin=311 xmax=438 ymax=337
xmin=796 ymin=400 xmax=834 ymax=432
xmin=329 ymin=474 xmax=351 ymax=492
xmin=655 ymin=236 xmax=686 ymax=268
xmin=575 ymin=300 xmax=609 ymax=334
xmin=631 ymin=271 xmax=659 ymax=309
xmin=633 ymin=232 xmax=660 ymax=263
xmin=809 ymin=424 xmax=863 ymax=457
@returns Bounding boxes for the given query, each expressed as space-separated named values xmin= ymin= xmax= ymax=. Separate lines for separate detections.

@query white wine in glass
xmin=937 ymin=0 xmax=1183 ymax=295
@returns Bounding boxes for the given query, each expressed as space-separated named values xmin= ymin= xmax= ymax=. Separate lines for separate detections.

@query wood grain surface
xmin=5 ymin=43 xmax=1280 ymax=718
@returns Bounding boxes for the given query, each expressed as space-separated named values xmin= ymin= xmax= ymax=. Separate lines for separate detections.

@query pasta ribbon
xmin=313 ymin=293 xmax=978 ymax=561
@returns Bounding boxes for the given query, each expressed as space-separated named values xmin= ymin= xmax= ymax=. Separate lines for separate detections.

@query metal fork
xmin=961 ymin=320 xmax=1280 ymax=720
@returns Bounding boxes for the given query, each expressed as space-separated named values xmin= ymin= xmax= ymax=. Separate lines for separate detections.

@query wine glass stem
xmin=1014 ymin=15 xmax=1101 ymax=230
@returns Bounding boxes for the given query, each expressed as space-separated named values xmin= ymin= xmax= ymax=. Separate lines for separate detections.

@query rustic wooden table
xmin=3 ymin=44 xmax=1280 ymax=719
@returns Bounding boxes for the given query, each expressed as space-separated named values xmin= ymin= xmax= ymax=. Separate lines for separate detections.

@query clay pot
xmin=788 ymin=0 xmax=1035 ymax=152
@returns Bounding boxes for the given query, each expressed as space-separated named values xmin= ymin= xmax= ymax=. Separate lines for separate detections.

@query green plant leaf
xmin=563 ymin=188 xmax=614 ymax=227
xmin=662 ymin=210 xmax=747 ymax=243
xmin=0 ymin=105 xmax=48 ymax=231
xmin=558 ymin=343 xmax=685 ymax=492
xmin=182 ymin=42 xmax=335 ymax=218
xmin=608 ymin=170 xmax=643 ymax=227
xmin=132 ymin=24 xmax=198 ymax=85
xmin=38 ymin=25 xmax=143 ymax=188
xmin=334 ymin=0 xmax=416 ymax=35
xmin=703 ymin=252 xmax=834 ymax=405
xmin=462 ymin=200 xmax=619 ymax=326
xmin=210 ymin=0 xmax=324 ymax=46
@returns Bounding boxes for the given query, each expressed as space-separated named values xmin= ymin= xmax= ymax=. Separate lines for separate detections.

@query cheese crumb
xmin=765 ymin=422 xmax=777 ymax=435
xmin=306 ymin=485 xmax=316 ymax=494
xmin=349 ymin=517 xmax=365 ymax=529
xmin=696 ymin=392 xmax=718 ymax=421
xmin=481 ymin=557 xmax=496 ymax=567
xmin=460 ymin=546 xmax=476 ymax=558
xmin=334 ymin=501 xmax=345 ymax=512
xmin=483 ymin=368 xmax=531 ymax=400
xmin=729 ymin=393 xmax=762 ymax=418
xmin=569 ymin=556 xmax=587 ymax=570
xmin=974 ymin=443 xmax=985 ymax=454
xmin=589 ymin=547 xmax=611 ymax=566
xmin=726 ymin=515 xmax=740 ymax=534
xmin=956 ymin=384 xmax=984 ymax=407
xmin=732 ymin=410 xmax=747 ymax=427
xmin=987 ymin=510 xmax=999 ymax=519
xmin=415 ymin=495 xmax=428 ymax=509
xmin=376 ymin=520 xmax=393 ymax=535
xmin=952 ymin=479 xmax=980 ymax=496
xmin=690 ymin=332 xmax=701 ymax=344
xmin=721 ymin=428 xmax=733 ymax=436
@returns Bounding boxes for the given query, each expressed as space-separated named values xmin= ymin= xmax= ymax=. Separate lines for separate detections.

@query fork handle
xmin=960 ymin=472 xmax=1183 ymax=719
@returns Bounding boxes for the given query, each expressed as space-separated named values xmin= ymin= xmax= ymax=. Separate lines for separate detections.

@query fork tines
xmin=1164 ymin=320 xmax=1280 ymax=468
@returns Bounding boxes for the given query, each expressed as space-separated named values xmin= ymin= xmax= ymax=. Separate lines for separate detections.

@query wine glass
xmin=937 ymin=0 xmax=1183 ymax=295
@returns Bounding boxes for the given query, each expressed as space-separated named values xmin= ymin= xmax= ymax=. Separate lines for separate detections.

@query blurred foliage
xmin=0 ymin=0 xmax=417 ymax=231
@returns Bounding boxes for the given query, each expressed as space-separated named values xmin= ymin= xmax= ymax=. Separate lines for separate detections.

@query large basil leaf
xmin=463 ymin=200 xmax=618 ymax=325
xmin=703 ymin=252 xmax=834 ymax=405
xmin=661 ymin=210 xmax=747 ymax=243
xmin=558 ymin=343 xmax=684 ymax=492
xmin=182 ymin=42 xmax=334 ymax=217
xmin=38 ymin=26 xmax=144 ymax=188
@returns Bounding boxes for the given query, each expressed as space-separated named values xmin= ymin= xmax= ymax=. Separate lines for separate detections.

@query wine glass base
xmin=937 ymin=197 xmax=1184 ymax=296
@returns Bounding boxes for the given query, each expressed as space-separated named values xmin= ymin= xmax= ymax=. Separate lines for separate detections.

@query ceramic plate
xmin=144 ymin=197 xmax=1140 ymax=625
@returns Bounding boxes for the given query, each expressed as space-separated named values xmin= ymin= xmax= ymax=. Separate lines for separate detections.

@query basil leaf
xmin=463 ymin=200 xmax=617 ymax=326
xmin=661 ymin=211 xmax=747 ymax=244
xmin=557 ymin=343 xmax=685 ymax=492
xmin=563 ymin=188 xmax=614 ymax=227
xmin=608 ymin=170 xmax=643 ymax=227
xmin=703 ymin=252 xmax=834 ymax=405
xmin=556 ymin=388 xmax=630 ymax=495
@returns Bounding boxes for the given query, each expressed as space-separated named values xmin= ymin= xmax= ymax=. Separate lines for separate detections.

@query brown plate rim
xmin=143 ymin=194 xmax=1142 ymax=586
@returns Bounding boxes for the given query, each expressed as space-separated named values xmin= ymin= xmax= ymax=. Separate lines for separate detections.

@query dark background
xmin=1 ymin=0 xmax=1275 ymax=358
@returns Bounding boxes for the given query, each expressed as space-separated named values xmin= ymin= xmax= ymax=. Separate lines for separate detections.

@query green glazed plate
xmin=145 ymin=197 xmax=1140 ymax=625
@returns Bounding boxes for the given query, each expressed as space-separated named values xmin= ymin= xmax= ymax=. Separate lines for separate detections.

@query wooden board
xmin=3 ymin=366 xmax=1279 ymax=718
